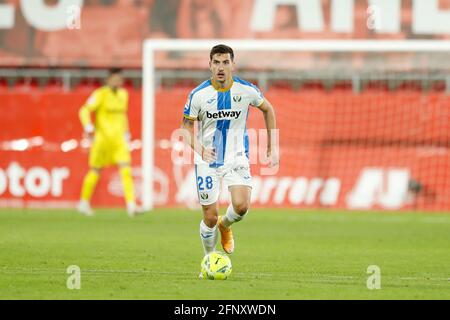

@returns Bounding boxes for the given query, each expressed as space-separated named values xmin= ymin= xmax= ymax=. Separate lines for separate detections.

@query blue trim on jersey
xmin=184 ymin=79 xmax=211 ymax=117
xmin=244 ymin=108 xmax=250 ymax=159
xmin=233 ymin=76 xmax=264 ymax=97
xmin=209 ymin=90 xmax=231 ymax=168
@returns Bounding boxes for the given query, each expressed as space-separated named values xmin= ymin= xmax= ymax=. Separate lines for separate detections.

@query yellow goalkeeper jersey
xmin=79 ymin=86 xmax=129 ymax=139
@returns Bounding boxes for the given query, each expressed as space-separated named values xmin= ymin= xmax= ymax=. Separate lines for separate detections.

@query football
xmin=200 ymin=251 xmax=232 ymax=280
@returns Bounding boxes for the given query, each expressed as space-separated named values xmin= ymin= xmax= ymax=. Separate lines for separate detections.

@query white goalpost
xmin=141 ymin=39 xmax=450 ymax=210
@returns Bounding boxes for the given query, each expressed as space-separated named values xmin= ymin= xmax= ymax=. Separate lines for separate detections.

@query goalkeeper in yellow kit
xmin=77 ymin=68 xmax=141 ymax=217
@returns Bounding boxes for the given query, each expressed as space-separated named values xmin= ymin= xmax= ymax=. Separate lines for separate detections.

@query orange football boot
xmin=217 ymin=215 xmax=234 ymax=254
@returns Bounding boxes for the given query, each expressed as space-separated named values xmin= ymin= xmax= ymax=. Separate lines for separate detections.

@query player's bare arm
xmin=180 ymin=116 xmax=216 ymax=163
xmin=257 ymin=98 xmax=279 ymax=167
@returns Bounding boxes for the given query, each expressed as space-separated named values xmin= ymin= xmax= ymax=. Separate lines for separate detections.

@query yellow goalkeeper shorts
xmin=88 ymin=135 xmax=131 ymax=168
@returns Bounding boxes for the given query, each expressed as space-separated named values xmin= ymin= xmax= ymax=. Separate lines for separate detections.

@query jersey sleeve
xmin=85 ymin=89 xmax=102 ymax=111
xmin=79 ymin=89 xmax=103 ymax=127
xmin=249 ymin=84 xmax=264 ymax=107
xmin=183 ymin=91 xmax=200 ymax=120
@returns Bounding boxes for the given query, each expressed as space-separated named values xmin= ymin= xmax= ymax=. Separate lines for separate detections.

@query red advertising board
xmin=1 ymin=87 xmax=449 ymax=211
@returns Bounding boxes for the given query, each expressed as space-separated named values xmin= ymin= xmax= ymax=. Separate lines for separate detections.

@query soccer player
xmin=77 ymin=68 xmax=141 ymax=217
xmin=181 ymin=45 xmax=279 ymax=264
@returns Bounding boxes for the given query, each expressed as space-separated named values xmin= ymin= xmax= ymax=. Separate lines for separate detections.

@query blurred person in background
xmin=77 ymin=68 xmax=142 ymax=217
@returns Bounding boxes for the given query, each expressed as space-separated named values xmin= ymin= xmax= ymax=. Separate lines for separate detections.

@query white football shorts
xmin=194 ymin=159 xmax=252 ymax=206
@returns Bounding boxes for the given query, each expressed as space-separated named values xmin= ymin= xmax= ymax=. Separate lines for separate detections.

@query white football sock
xmin=200 ymin=220 xmax=218 ymax=254
xmin=221 ymin=204 xmax=247 ymax=228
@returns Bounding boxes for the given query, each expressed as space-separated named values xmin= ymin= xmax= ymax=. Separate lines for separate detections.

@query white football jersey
xmin=183 ymin=76 xmax=264 ymax=167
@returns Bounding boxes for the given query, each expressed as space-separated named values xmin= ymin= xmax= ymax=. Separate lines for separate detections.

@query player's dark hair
xmin=210 ymin=44 xmax=234 ymax=61
xmin=108 ymin=67 xmax=122 ymax=76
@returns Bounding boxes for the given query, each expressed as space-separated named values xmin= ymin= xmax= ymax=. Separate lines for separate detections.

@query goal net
xmin=142 ymin=39 xmax=450 ymax=212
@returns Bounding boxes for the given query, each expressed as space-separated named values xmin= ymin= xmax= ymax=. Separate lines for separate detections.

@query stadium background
xmin=1 ymin=0 xmax=450 ymax=212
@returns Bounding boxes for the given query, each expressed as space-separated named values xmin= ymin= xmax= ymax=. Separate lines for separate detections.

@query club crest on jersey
xmin=206 ymin=110 xmax=241 ymax=120
xmin=233 ymin=95 xmax=242 ymax=102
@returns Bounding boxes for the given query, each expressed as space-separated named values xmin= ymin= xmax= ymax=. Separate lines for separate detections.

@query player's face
xmin=209 ymin=53 xmax=234 ymax=84
xmin=107 ymin=73 xmax=123 ymax=90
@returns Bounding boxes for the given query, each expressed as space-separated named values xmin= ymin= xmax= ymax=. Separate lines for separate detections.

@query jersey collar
xmin=211 ymin=77 xmax=233 ymax=92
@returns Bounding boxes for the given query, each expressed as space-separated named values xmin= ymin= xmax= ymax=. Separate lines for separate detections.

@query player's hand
xmin=124 ymin=132 xmax=131 ymax=149
xmin=267 ymin=148 xmax=279 ymax=167
xmin=202 ymin=147 xmax=216 ymax=163
xmin=83 ymin=124 xmax=94 ymax=141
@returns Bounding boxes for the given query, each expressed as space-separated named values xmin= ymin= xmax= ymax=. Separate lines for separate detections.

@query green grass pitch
xmin=0 ymin=208 xmax=449 ymax=299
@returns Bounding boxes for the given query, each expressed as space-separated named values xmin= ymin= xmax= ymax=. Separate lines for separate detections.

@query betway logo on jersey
xmin=206 ymin=110 xmax=241 ymax=120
